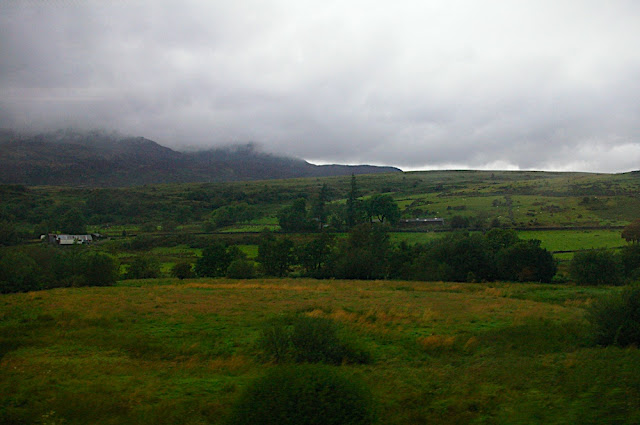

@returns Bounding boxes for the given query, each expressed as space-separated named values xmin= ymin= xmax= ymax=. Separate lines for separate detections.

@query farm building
xmin=47 ymin=234 xmax=94 ymax=245
xmin=399 ymin=218 xmax=445 ymax=227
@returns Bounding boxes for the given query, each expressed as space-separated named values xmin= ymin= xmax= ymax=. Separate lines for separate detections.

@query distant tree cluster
xmin=569 ymin=245 xmax=640 ymax=286
xmin=193 ymin=242 xmax=255 ymax=279
xmin=207 ymin=202 xmax=260 ymax=230
xmin=125 ymin=255 xmax=161 ymax=279
xmin=622 ymin=219 xmax=640 ymax=244
xmin=254 ymin=226 xmax=557 ymax=283
xmin=565 ymin=220 xmax=640 ymax=286
xmin=277 ymin=177 xmax=401 ymax=232
xmin=0 ymin=245 xmax=119 ymax=293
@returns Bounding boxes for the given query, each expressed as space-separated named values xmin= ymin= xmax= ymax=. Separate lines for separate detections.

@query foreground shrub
xmin=259 ymin=316 xmax=371 ymax=365
xmin=588 ymin=285 xmax=640 ymax=347
xmin=226 ymin=365 xmax=375 ymax=425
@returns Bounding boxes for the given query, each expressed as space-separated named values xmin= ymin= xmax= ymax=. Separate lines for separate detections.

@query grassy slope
xmin=2 ymin=279 xmax=639 ymax=424
xmin=20 ymin=169 xmax=638 ymax=235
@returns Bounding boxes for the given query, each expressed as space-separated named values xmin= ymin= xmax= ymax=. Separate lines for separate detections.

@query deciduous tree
xmin=278 ymin=199 xmax=313 ymax=232
xmin=570 ymin=250 xmax=621 ymax=286
xmin=622 ymin=219 xmax=640 ymax=244
xmin=195 ymin=243 xmax=240 ymax=277
xmin=363 ymin=194 xmax=400 ymax=224
xmin=257 ymin=232 xmax=295 ymax=277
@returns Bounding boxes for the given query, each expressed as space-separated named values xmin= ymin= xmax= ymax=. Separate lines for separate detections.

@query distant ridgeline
xmin=0 ymin=129 xmax=400 ymax=186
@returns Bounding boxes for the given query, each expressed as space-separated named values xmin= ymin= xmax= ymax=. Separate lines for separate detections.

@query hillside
xmin=0 ymin=129 xmax=400 ymax=186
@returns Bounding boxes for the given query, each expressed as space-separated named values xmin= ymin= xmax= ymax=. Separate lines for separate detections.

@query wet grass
xmin=1 ymin=279 xmax=639 ymax=424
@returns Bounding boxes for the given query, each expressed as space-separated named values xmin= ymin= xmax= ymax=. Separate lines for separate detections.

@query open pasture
xmin=391 ymin=229 xmax=625 ymax=253
xmin=518 ymin=229 xmax=625 ymax=253
xmin=1 ymin=279 xmax=638 ymax=424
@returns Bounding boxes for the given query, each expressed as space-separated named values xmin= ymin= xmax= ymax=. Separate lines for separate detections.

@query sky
xmin=1 ymin=1 xmax=639 ymax=172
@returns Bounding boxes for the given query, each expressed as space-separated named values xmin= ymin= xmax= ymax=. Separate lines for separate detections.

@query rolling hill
xmin=0 ymin=129 xmax=400 ymax=186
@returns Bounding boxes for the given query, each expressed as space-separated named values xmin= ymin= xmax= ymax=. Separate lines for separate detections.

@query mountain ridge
xmin=0 ymin=129 xmax=401 ymax=186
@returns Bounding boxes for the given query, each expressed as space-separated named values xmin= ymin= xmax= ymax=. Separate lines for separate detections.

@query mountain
xmin=0 ymin=129 xmax=401 ymax=186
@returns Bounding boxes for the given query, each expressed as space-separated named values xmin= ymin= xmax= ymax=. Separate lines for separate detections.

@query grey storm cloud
xmin=1 ymin=0 xmax=640 ymax=172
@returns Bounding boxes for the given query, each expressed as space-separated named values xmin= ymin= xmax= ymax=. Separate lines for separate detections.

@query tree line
xmin=0 ymin=245 xmax=119 ymax=293
xmin=3 ymin=224 xmax=640 ymax=293
xmin=277 ymin=177 xmax=401 ymax=232
xmin=192 ymin=224 xmax=640 ymax=285
xmin=178 ymin=226 xmax=557 ymax=283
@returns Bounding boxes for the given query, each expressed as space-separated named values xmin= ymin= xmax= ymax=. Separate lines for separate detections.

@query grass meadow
xmin=2 ymin=278 xmax=639 ymax=424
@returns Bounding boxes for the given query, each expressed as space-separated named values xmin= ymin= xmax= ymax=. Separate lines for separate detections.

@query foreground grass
xmin=1 ymin=279 xmax=639 ymax=424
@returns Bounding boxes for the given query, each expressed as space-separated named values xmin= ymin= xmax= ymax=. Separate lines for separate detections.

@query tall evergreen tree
xmin=346 ymin=175 xmax=360 ymax=228
xmin=310 ymin=184 xmax=329 ymax=229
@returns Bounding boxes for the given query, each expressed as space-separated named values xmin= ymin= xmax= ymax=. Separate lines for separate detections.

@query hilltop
xmin=0 ymin=129 xmax=400 ymax=186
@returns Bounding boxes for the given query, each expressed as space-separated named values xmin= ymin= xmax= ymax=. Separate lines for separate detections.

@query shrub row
xmin=0 ymin=245 xmax=119 ymax=293
xmin=259 ymin=315 xmax=371 ymax=365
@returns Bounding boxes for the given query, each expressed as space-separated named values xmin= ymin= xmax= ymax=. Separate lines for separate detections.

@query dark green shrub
xmin=0 ymin=251 xmax=39 ymax=293
xmin=587 ymin=285 xmax=640 ymax=346
xmin=619 ymin=244 xmax=640 ymax=281
xmin=226 ymin=365 xmax=375 ymax=425
xmin=570 ymin=249 xmax=621 ymax=286
xmin=125 ymin=255 xmax=161 ymax=279
xmin=260 ymin=321 xmax=292 ymax=363
xmin=83 ymin=252 xmax=119 ymax=286
xmin=333 ymin=224 xmax=391 ymax=280
xmin=259 ymin=316 xmax=371 ymax=365
xmin=257 ymin=233 xmax=295 ymax=277
xmin=0 ymin=221 xmax=21 ymax=246
xmin=196 ymin=243 xmax=242 ymax=277
xmin=225 ymin=259 xmax=255 ymax=279
xmin=426 ymin=233 xmax=494 ymax=282
xmin=496 ymin=240 xmax=556 ymax=282
xmin=290 ymin=316 xmax=350 ymax=364
xmin=171 ymin=262 xmax=194 ymax=279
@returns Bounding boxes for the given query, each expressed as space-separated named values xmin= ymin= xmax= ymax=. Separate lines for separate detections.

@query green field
xmin=392 ymin=229 xmax=625 ymax=252
xmin=3 ymin=170 xmax=640 ymax=424
xmin=2 ymin=278 xmax=638 ymax=425
xmin=518 ymin=229 xmax=626 ymax=252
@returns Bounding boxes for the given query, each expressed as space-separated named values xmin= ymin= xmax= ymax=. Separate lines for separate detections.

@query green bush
xmin=260 ymin=320 xmax=292 ymax=363
xmin=226 ymin=365 xmax=375 ymax=425
xmin=0 ymin=250 xmax=39 ymax=293
xmin=170 ymin=262 xmax=194 ymax=279
xmin=587 ymin=285 xmax=640 ymax=347
xmin=125 ymin=255 xmax=161 ymax=279
xmin=259 ymin=316 xmax=371 ymax=365
xmin=0 ymin=246 xmax=119 ymax=292
xmin=195 ymin=243 xmax=242 ymax=277
xmin=496 ymin=240 xmax=556 ymax=282
xmin=225 ymin=259 xmax=255 ymax=279
xmin=619 ymin=244 xmax=640 ymax=281
xmin=569 ymin=249 xmax=622 ymax=286
xmin=83 ymin=252 xmax=119 ymax=286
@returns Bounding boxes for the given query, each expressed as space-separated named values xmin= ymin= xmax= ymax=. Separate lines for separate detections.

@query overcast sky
xmin=1 ymin=1 xmax=639 ymax=172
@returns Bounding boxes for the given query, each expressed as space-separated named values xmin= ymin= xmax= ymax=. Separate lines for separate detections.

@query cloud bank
xmin=1 ymin=0 xmax=639 ymax=172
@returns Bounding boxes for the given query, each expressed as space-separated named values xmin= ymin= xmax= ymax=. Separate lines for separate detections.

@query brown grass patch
xmin=417 ymin=335 xmax=457 ymax=352
xmin=206 ymin=355 xmax=251 ymax=373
